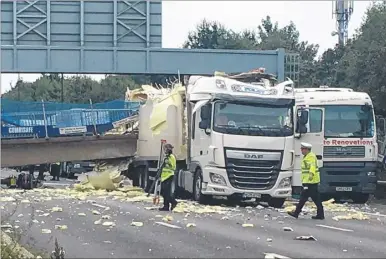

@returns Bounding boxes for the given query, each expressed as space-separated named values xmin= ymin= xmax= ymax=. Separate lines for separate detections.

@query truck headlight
xmin=209 ymin=173 xmax=227 ymax=186
xmin=367 ymin=171 xmax=376 ymax=177
xmin=278 ymin=177 xmax=292 ymax=188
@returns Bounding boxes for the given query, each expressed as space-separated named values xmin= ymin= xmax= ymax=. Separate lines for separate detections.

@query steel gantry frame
xmin=1 ymin=0 xmax=297 ymax=79
xmin=113 ymin=0 xmax=152 ymax=71
xmin=13 ymin=0 xmax=49 ymax=44
xmin=115 ymin=0 xmax=150 ymax=47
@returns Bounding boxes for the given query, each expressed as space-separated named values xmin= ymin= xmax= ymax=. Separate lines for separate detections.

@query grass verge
xmin=1 ymin=231 xmax=35 ymax=259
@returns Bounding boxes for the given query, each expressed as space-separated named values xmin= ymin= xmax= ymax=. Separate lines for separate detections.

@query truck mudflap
xmin=318 ymin=161 xmax=378 ymax=196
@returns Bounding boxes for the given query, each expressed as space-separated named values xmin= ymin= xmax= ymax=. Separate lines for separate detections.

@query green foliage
xmin=183 ymin=16 xmax=319 ymax=87
xmin=3 ymin=74 xmax=141 ymax=104
xmin=334 ymin=2 xmax=386 ymax=113
xmin=1 ymin=239 xmax=25 ymax=259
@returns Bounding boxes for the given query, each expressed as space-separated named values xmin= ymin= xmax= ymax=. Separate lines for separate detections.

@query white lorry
xmin=130 ymin=71 xmax=296 ymax=208
xmin=293 ymin=86 xmax=378 ymax=203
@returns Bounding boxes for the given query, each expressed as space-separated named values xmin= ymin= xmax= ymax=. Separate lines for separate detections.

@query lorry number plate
xmin=336 ymin=187 xmax=352 ymax=192
xmin=242 ymin=193 xmax=261 ymax=198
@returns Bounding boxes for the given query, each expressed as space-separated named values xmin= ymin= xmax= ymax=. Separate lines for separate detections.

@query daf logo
xmin=336 ymin=147 xmax=351 ymax=153
xmin=244 ymin=153 xmax=264 ymax=159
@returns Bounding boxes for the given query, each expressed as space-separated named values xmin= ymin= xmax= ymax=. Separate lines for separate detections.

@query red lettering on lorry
xmin=323 ymin=139 xmax=373 ymax=145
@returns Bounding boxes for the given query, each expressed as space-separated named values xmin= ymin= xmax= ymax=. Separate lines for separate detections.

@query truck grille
xmin=323 ymin=146 xmax=365 ymax=158
xmin=225 ymin=150 xmax=282 ymax=190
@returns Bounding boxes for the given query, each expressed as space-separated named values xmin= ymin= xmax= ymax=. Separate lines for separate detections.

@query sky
xmin=0 ymin=0 xmax=373 ymax=94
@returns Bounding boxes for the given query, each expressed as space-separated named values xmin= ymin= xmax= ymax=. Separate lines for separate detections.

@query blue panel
xmin=0 ymin=0 xmax=162 ymax=48
xmin=1 ymin=46 xmax=285 ymax=79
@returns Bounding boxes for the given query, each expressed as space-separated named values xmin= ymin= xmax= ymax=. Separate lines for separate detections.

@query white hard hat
xmin=301 ymin=142 xmax=312 ymax=149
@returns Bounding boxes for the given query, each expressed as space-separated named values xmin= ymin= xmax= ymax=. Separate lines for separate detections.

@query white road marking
xmin=92 ymin=203 xmax=109 ymax=209
xmin=316 ymin=224 xmax=353 ymax=232
xmin=363 ymin=212 xmax=386 ymax=218
xmin=264 ymin=253 xmax=291 ymax=259
xmin=155 ymin=222 xmax=181 ymax=229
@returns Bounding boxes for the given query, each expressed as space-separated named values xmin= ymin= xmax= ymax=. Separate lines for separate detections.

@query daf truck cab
xmin=177 ymin=73 xmax=296 ymax=208
xmin=294 ymin=86 xmax=377 ymax=203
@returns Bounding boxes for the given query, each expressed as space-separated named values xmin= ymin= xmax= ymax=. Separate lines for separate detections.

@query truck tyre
xmin=268 ymin=198 xmax=286 ymax=208
xmin=193 ymin=168 xmax=212 ymax=204
xmin=352 ymin=193 xmax=370 ymax=204
xmin=174 ymin=169 xmax=187 ymax=199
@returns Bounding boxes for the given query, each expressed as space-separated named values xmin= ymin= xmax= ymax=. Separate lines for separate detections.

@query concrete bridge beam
xmin=1 ymin=135 xmax=137 ymax=167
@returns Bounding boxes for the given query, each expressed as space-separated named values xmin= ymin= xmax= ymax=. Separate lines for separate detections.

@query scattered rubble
xmin=131 ymin=221 xmax=144 ymax=227
xmin=295 ymin=235 xmax=317 ymax=241
xmin=283 ymin=227 xmax=293 ymax=232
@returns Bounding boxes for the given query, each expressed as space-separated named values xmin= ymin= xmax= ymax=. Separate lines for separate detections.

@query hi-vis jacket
xmin=161 ymin=154 xmax=176 ymax=182
xmin=301 ymin=151 xmax=320 ymax=184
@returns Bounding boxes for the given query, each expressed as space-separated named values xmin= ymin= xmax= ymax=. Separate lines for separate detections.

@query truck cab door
xmin=294 ymin=107 xmax=325 ymax=184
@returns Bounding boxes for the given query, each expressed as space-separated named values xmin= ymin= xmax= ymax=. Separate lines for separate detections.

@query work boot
xmin=171 ymin=201 xmax=178 ymax=211
xmin=311 ymin=215 xmax=325 ymax=220
xmin=158 ymin=206 xmax=169 ymax=211
xmin=287 ymin=211 xmax=299 ymax=219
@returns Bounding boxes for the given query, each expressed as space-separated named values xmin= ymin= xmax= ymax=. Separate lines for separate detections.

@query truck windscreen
xmin=324 ymin=105 xmax=375 ymax=138
xmin=212 ymin=101 xmax=293 ymax=137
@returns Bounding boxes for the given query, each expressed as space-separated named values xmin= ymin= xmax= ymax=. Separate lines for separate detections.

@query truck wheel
xmin=193 ymin=168 xmax=211 ymax=204
xmin=352 ymin=193 xmax=370 ymax=204
xmin=174 ymin=169 xmax=187 ymax=199
xmin=268 ymin=198 xmax=286 ymax=208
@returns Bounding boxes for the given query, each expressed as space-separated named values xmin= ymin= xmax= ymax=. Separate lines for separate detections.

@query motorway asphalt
xmin=1 ymin=187 xmax=386 ymax=259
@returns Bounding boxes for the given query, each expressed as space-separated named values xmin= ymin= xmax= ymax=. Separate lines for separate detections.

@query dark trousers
xmin=294 ymin=183 xmax=324 ymax=217
xmin=51 ymin=164 xmax=60 ymax=180
xmin=161 ymin=176 xmax=177 ymax=208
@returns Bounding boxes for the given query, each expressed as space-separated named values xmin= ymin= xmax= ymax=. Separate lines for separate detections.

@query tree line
xmin=2 ymin=2 xmax=386 ymax=112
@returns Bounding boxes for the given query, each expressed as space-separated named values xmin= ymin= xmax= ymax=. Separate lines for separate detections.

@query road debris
xmin=41 ymin=229 xmax=52 ymax=234
xmin=242 ymin=223 xmax=254 ymax=228
xmin=283 ymin=227 xmax=293 ymax=232
xmin=332 ymin=212 xmax=369 ymax=221
xmin=55 ymin=225 xmax=68 ymax=230
xmin=295 ymin=235 xmax=317 ymax=241
xmin=51 ymin=206 xmax=63 ymax=212
xmin=92 ymin=210 xmax=101 ymax=215
xmin=162 ymin=215 xmax=173 ymax=222
xmin=131 ymin=221 xmax=144 ymax=227
xmin=102 ymin=221 xmax=116 ymax=227
xmin=186 ymin=223 xmax=196 ymax=228
xmin=1 ymin=224 xmax=13 ymax=229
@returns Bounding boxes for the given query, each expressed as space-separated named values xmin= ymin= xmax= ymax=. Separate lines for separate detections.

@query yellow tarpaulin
xmin=149 ymin=85 xmax=184 ymax=135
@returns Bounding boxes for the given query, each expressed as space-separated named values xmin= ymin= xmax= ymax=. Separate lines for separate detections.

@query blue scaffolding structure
xmin=1 ymin=99 xmax=141 ymax=139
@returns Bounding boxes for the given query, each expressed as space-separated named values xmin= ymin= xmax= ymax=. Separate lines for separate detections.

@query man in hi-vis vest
xmin=288 ymin=142 xmax=325 ymax=220
xmin=159 ymin=144 xmax=178 ymax=211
